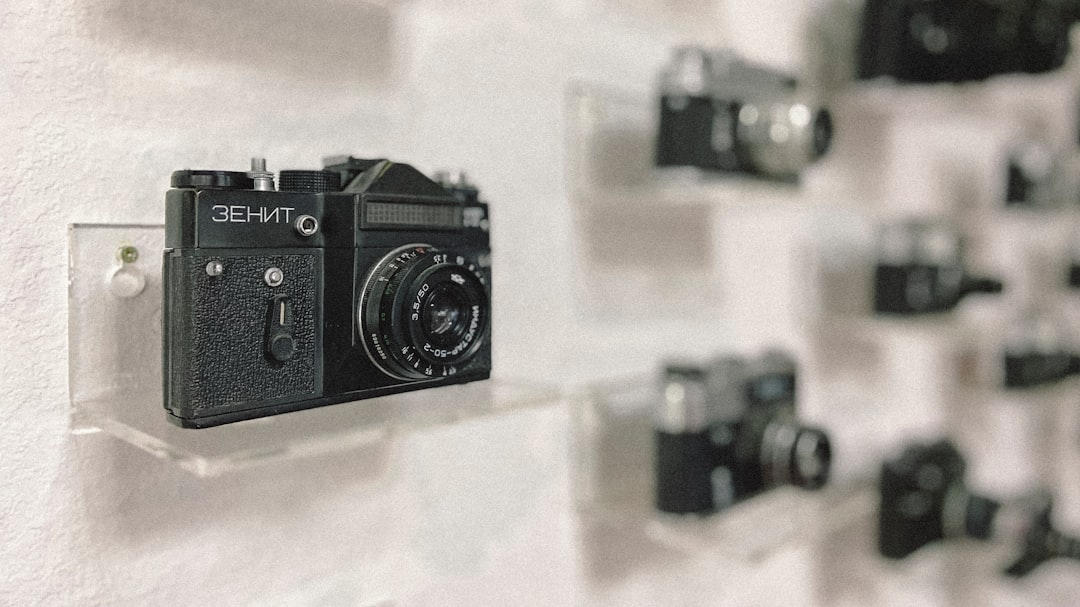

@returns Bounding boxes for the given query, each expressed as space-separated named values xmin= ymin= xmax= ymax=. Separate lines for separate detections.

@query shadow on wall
xmin=69 ymin=429 xmax=396 ymax=551
xmin=94 ymin=0 xmax=397 ymax=84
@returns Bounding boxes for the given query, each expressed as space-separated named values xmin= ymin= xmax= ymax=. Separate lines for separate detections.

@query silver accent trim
xmin=357 ymin=243 xmax=434 ymax=381
xmin=942 ymin=484 xmax=969 ymax=539
xmin=294 ymin=214 xmax=319 ymax=237
xmin=264 ymin=267 xmax=284 ymax=287
xmin=247 ymin=157 xmax=275 ymax=191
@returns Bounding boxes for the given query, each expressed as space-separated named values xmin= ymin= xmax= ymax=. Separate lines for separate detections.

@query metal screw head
xmin=205 ymin=261 xmax=224 ymax=276
xmin=264 ymin=267 xmax=284 ymax=287
xmin=118 ymin=245 xmax=139 ymax=264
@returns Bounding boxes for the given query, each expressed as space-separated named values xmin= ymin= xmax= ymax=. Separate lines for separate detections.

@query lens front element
xmin=360 ymin=245 xmax=489 ymax=380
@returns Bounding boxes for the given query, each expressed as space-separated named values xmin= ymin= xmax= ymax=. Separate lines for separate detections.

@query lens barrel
xmin=360 ymin=245 xmax=489 ymax=380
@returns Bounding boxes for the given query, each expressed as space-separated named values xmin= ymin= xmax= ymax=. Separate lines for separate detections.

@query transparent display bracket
xmin=570 ymin=377 xmax=876 ymax=562
xmin=68 ymin=223 xmax=557 ymax=477
xmin=564 ymin=81 xmax=811 ymax=209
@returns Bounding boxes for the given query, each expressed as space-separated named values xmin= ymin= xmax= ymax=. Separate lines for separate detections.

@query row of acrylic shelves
xmin=68 ymin=224 xmax=1080 ymax=604
xmin=572 ymin=379 xmax=1080 ymax=607
xmin=67 ymin=223 xmax=558 ymax=476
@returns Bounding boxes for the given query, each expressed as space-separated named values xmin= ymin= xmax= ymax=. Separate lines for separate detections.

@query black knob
xmin=269 ymin=334 xmax=296 ymax=362
xmin=171 ymin=170 xmax=254 ymax=190
xmin=264 ymin=295 xmax=296 ymax=363
xmin=278 ymin=170 xmax=341 ymax=193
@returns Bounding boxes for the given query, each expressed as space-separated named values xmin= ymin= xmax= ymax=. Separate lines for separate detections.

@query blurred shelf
xmin=68 ymin=223 xmax=558 ymax=476
xmin=571 ymin=378 xmax=1080 ymax=606
xmin=71 ymin=380 xmax=557 ymax=478
xmin=565 ymin=82 xmax=828 ymax=210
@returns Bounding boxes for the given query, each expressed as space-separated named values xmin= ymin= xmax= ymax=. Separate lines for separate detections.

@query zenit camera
xmin=857 ymin=0 xmax=1079 ymax=83
xmin=654 ymin=351 xmax=831 ymax=515
xmin=163 ymin=157 xmax=492 ymax=428
xmin=655 ymin=47 xmax=833 ymax=180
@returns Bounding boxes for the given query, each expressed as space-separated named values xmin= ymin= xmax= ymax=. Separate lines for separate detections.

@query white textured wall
xmin=0 ymin=0 xmax=746 ymax=604
xmin=10 ymin=0 xmax=1079 ymax=603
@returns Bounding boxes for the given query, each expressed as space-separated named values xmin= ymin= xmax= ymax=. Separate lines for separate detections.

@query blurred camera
xmin=655 ymin=48 xmax=833 ymax=180
xmin=654 ymin=351 xmax=831 ymax=515
xmin=873 ymin=221 xmax=1002 ymax=315
xmin=880 ymin=440 xmax=1080 ymax=575
xmin=878 ymin=440 xmax=999 ymax=559
xmin=857 ymin=0 xmax=1079 ymax=83
xmin=163 ymin=157 xmax=492 ymax=428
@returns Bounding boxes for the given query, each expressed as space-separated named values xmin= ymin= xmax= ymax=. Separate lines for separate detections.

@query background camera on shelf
xmin=879 ymin=440 xmax=1080 ymax=576
xmin=873 ymin=221 xmax=1003 ymax=315
xmin=163 ymin=157 xmax=492 ymax=428
xmin=857 ymin=0 xmax=1080 ymax=83
xmin=655 ymin=350 xmax=831 ymax=515
xmin=655 ymin=47 xmax=833 ymax=181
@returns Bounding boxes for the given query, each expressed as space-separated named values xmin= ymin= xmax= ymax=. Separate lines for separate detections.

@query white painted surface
xmin=5 ymin=0 xmax=1080 ymax=603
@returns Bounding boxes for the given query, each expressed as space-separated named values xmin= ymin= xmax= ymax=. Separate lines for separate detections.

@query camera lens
xmin=359 ymin=245 xmax=489 ymax=380
xmin=791 ymin=428 xmax=831 ymax=489
xmin=422 ymin=285 xmax=469 ymax=341
xmin=760 ymin=419 xmax=831 ymax=489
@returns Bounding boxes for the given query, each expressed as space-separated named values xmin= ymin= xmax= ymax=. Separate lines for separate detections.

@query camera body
xmin=654 ymin=351 xmax=831 ymax=515
xmin=163 ymin=157 xmax=492 ymax=428
xmin=878 ymin=440 xmax=999 ymax=559
xmin=857 ymin=0 xmax=1078 ymax=83
xmin=881 ymin=441 xmax=1080 ymax=574
xmin=873 ymin=221 xmax=1002 ymax=315
xmin=655 ymin=48 xmax=833 ymax=180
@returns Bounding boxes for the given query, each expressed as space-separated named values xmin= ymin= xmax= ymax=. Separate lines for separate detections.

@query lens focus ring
xmin=359 ymin=245 xmax=489 ymax=380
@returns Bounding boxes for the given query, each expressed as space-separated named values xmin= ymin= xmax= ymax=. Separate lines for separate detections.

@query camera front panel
xmin=873 ymin=263 xmax=963 ymax=315
xmin=878 ymin=441 xmax=967 ymax=558
xmin=163 ymin=248 xmax=323 ymax=426
xmin=656 ymin=95 xmax=742 ymax=171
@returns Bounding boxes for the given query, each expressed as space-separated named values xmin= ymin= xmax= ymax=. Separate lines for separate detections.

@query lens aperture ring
xmin=360 ymin=245 xmax=489 ymax=380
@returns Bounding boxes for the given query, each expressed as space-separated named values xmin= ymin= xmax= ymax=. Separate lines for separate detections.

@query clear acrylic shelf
xmin=572 ymin=379 xmax=1080 ymax=606
xmin=569 ymin=377 xmax=875 ymax=561
xmin=68 ymin=223 xmax=558 ymax=476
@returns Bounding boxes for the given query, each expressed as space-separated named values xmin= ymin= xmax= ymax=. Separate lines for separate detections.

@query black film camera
xmin=878 ymin=440 xmax=999 ymax=559
xmin=654 ymin=352 xmax=831 ymax=515
xmin=655 ymin=48 xmax=833 ymax=181
xmin=857 ymin=0 xmax=1080 ymax=83
xmin=879 ymin=440 xmax=1080 ymax=576
xmin=873 ymin=221 xmax=1002 ymax=315
xmin=162 ymin=157 xmax=492 ymax=428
